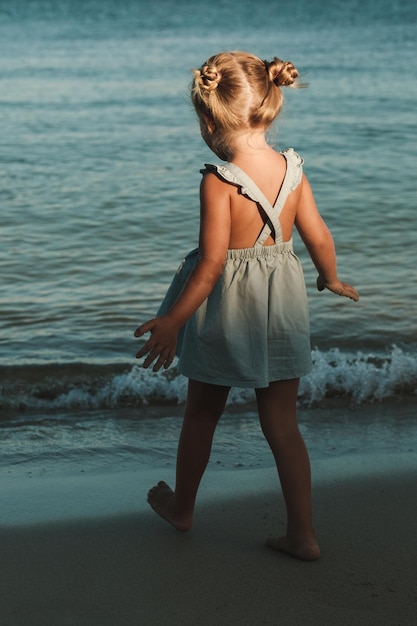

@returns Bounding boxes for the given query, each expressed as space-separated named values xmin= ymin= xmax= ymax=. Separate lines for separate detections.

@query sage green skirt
xmin=160 ymin=239 xmax=312 ymax=388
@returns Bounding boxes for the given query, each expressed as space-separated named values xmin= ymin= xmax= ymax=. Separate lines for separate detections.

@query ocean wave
xmin=302 ymin=345 xmax=417 ymax=404
xmin=1 ymin=345 xmax=417 ymax=415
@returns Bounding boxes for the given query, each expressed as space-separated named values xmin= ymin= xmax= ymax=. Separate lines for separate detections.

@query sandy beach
xmin=1 ymin=451 xmax=416 ymax=626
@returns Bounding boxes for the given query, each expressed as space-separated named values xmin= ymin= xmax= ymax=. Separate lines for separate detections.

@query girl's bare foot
xmin=147 ymin=481 xmax=192 ymax=532
xmin=266 ymin=534 xmax=321 ymax=561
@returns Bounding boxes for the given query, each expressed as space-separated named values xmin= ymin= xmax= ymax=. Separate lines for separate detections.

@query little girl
xmin=135 ymin=51 xmax=359 ymax=561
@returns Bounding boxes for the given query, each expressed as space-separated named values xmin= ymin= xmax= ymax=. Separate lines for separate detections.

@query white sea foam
xmin=300 ymin=345 xmax=417 ymax=404
xmin=30 ymin=345 xmax=415 ymax=412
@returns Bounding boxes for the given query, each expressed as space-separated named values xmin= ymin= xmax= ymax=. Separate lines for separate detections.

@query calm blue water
xmin=1 ymin=0 xmax=417 ymax=469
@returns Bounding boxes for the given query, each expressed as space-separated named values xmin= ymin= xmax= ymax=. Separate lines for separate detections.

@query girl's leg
xmin=147 ymin=379 xmax=230 ymax=531
xmin=256 ymin=379 xmax=320 ymax=560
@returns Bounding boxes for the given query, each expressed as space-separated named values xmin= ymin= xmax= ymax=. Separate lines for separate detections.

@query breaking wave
xmin=1 ymin=345 xmax=416 ymax=415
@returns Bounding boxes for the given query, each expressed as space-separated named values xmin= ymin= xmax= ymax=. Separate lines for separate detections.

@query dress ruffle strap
xmin=200 ymin=148 xmax=304 ymax=246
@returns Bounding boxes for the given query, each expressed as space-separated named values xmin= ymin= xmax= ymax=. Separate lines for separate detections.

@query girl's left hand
xmin=134 ymin=316 xmax=179 ymax=371
xmin=316 ymin=276 xmax=359 ymax=301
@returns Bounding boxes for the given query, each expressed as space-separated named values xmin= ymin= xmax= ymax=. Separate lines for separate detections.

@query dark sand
xmin=1 ymin=452 xmax=416 ymax=625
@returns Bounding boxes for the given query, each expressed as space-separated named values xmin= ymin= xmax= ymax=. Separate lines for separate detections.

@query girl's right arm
xmin=135 ymin=172 xmax=231 ymax=371
xmin=295 ymin=175 xmax=359 ymax=301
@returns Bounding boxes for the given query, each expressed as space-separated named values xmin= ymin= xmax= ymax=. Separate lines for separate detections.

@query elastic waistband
xmin=226 ymin=239 xmax=293 ymax=260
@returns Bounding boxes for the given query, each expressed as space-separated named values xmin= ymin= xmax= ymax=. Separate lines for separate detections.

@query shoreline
xmin=1 ymin=452 xmax=416 ymax=625
xmin=3 ymin=398 xmax=417 ymax=485
xmin=2 ymin=447 xmax=416 ymax=527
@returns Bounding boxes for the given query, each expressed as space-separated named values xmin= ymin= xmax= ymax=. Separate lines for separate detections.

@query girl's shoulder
xmin=281 ymin=148 xmax=304 ymax=192
xmin=200 ymin=148 xmax=304 ymax=199
xmin=200 ymin=162 xmax=261 ymax=206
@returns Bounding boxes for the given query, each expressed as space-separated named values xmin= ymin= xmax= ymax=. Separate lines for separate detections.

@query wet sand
xmin=1 ymin=452 xmax=416 ymax=625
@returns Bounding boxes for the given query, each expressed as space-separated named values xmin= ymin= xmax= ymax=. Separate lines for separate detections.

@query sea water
xmin=1 ymin=0 xmax=417 ymax=473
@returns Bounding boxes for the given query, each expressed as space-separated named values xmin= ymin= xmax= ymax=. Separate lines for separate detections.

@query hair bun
xmin=265 ymin=57 xmax=299 ymax=87
xmin=197 ymin=64 xmax=221 ymax=92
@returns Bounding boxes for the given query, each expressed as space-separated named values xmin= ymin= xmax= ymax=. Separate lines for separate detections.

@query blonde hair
xmin=191 ymin=51 xmax=302 ymax=155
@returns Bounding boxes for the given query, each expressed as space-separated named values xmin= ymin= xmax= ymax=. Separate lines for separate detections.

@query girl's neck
xmin=227 ymin=129 xmax=273 ymax=161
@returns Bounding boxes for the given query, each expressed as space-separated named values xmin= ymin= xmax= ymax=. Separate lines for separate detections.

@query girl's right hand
xmin=317 ymin=276 xmax=359 ymax=301
xmin=134 ymin=315 xmax=179 ymax=372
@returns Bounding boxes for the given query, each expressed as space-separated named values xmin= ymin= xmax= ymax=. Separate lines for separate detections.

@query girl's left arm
xmin=135 ymin=173 xmax=231 ymax=371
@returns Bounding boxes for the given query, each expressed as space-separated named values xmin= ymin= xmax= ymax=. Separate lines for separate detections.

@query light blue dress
xmin=158 ymin=148 xmax=312 ymax=388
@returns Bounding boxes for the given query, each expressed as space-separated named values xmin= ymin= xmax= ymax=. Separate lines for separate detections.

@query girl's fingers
xmin=134 ymin=318 xmax=176 ymax=371
xmin=341 ymin=282 xmax=359 ymax=301
xmin=134 ymin=318 xmax=157 ymax=337
xmin=316 ymin=277 xmax=359 ymax=302
xmin=143 ymin=348 xmax=160 ymax=369
xmin=163 ymin=353 xmax=175 ymax=369
xmin=136 ymin=338 xmax=154 ymax=359
xmin=135 ymin=319 xmax=158 ymax=359
xmin=152 ymin=348 xmax=175 ymax=372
